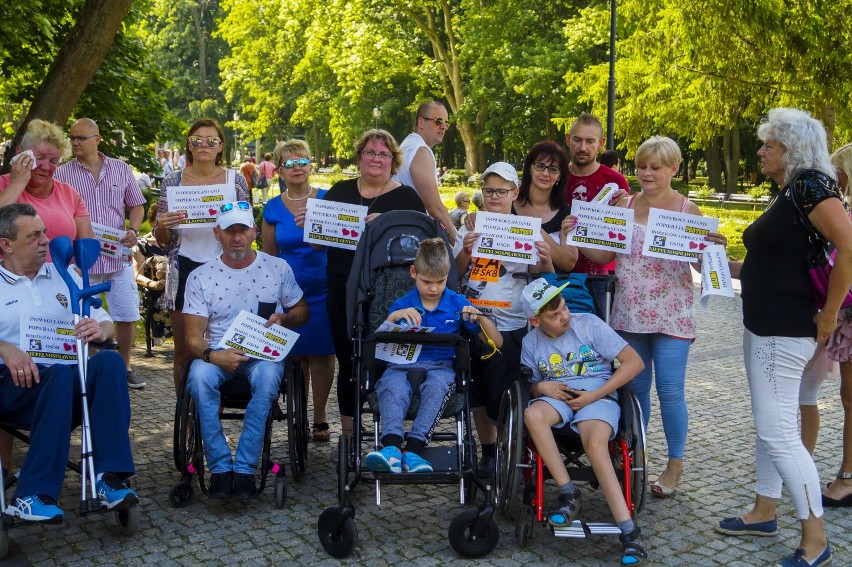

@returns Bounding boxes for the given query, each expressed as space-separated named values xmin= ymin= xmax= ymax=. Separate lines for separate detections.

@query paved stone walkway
xmin=3 ymin=292 xmax=851 ymax=566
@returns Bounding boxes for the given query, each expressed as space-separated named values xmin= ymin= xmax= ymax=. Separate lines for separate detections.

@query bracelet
xmin=127 ymin=227 xmax=138 ymax=235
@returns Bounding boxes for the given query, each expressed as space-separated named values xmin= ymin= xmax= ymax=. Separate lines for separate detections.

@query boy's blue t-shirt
xmin=388 ymin=287 xmax=480 ymax=361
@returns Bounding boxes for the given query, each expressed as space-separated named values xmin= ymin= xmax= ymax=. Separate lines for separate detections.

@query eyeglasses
xmin=219 ymin=201 xmax=251 ymax=213
xmin=188 ymin=135 xmax=223 ymax=148
xmin=363 ymin=150 xmax=393 ymax=161
xmin=69 ymin=135 xmax=99 ymax=142
xmin=281 ymin=157 xmax=311 ymax=169
xmin=422 ymin=117 xmax=449 ymax=127
xmin=533 ymin=161 xmax=561 ymax=175
xmin=482 ymin=187 xmax=513 ymax=198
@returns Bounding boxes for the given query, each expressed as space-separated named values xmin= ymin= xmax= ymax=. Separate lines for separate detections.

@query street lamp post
xmin=606 ymin=0 xmax=617 ymax=150
xmin=233 ymin=112 xmax=240 ymax=162
xmin=373 ymin=106 xmax=381 ymax=129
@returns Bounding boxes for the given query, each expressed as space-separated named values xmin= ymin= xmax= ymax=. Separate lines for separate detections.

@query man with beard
xmin=182 ymin=201 xmax=308 ymax=500
xmin=564 ymin=113 xmax=630 ymax=277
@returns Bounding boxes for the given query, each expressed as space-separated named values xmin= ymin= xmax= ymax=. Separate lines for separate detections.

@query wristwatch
xmin=203 ymin=347 xmax=213 ymax=363
xmin=126 ymin=227 xmax=138 ymax=235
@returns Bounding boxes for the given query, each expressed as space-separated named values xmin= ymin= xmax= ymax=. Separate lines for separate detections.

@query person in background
xmin=599 ymin=149 xmax=621 ymax=172
xmin=256 ymin=153 xmax=275 ymax=203
xmin=239 ymin=157 xmax=256 ymax=202
xmin=449 ymin=190 xmax=471 ymax=229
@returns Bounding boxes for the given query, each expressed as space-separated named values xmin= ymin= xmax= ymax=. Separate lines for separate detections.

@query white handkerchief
xmin=10 ymin=149 xmax=37 ymax=169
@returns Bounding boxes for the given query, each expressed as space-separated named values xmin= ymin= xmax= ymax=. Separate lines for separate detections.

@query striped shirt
xmin=54 ymin=153 xmax=146 ymax=274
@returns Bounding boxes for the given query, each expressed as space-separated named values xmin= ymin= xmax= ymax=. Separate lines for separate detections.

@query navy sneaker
xmin=96 ymin=473 xmax=139 ymax=510
xmin=365 ymin=446 xmax=402 ymax=473
xmin=777 ymin=544 xmax=831 ymax=567
xmin=4 ymin=494 xmax=64 ymax=524
xmin=715 ymin=516 xmax=778 ymax=537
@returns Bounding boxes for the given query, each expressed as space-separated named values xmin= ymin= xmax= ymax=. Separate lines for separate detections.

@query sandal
xmin=651 ymin=469 xmax=682 ymax=498
xmin=312 ymin=422 xmax=331 ymax=442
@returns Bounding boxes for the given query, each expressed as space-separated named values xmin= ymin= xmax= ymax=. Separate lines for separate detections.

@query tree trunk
xmin=2 ymin=0 xmax=132 ymax=170
xmin=815 ymin=101 xmax=836 ymax=151
xmin=706 ymin=138 xmax=723 ymax=191
xmin=722 ymin=122 xmax=740 ymax=196
xmin=190 ymin=3 xmax=208 ymax=98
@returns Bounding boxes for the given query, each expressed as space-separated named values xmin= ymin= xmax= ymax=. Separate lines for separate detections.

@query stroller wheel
xmin=115 ymin=505 xmax=140 ymax=535
xmin=274 ymin=477 xmax=286 ymax=509
xmin=317 ymin=507 xmax=357 ymax=559
xmin=169 ymin=482 xmax=193 ymax=508
xmin=517 ymin=516 xmax=532 ymax=548
xmin=448 ymin=508 xmax=499 ymax=558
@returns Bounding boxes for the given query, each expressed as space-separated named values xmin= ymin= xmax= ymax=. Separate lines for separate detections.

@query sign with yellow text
xmin=472 ymin=212 xmax=542 ymax=266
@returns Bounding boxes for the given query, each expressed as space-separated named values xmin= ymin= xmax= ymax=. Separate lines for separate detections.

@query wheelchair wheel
xmin=624 ymin=392 xmax=648 ymax=514
xmin=317 ymin=507 xmax=357 ymax=559
xmin=448 ymin=508 xmax=499 ymax=558
xmin=495 ymin=380 xmax=525 ymax=518
xmin=114 ymin=506 xmax=140 ymax=535
xmin=286 ymin=362 xmax=307 ymax=482
xmin=169 ymin=482 xmax=193 ymax=508
xmin=274 ymin=476 xmax=286 ymax=509
xmin=337 ymin=434 xmax=350 ymax=505
xmin=173 ymin=370 xmax=194 ymax=473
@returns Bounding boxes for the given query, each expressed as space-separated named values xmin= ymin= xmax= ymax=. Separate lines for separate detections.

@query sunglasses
xmin=219 ymin=201 xmax=251 ymax=213
xmin=281 ymin=157 xmax=311 ymax=169
xmin=188 ymin=135 xmax=223 ymax=148
xmin=422 ymin=117 xmax=449 ymax=127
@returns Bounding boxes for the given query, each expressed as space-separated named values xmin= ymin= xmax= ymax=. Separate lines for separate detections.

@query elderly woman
xmin=262 ymin=139 xmax=335 ymax=442
xmin=449 ymin=191 xmax=471 ymax=229
xmin=0 ymin=119 xmax=94 ymax=252
xmin=296 ymin=129 xmax=425 ymax=446
xmin=718 ymin=109 xmax=850 ymax=567
xmin=156 ymin=118 xmax=250 ymax=391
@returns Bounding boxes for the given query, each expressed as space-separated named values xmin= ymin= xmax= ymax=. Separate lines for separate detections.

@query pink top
xmin=0 ymin=174 xmax=90 ymax=261
xmin=610 ymin=194 xmax=695 ymax=339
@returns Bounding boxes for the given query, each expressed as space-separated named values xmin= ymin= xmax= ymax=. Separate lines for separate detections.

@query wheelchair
xmin=169 ymin=358 xmax=307 ymax=509
xmin=495 ymin=368 xmax=647 ymax=547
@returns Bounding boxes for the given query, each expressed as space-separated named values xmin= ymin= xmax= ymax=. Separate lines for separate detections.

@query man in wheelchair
xmin=183 ymin=201 xmax=307 ymax=500
xmin=0 ymin=204 xmax=137 ymax=523
xmin=519 ymin=277 xmax=647 ymax=564
xmin=365 ymin=238 xmax=502 ymax=474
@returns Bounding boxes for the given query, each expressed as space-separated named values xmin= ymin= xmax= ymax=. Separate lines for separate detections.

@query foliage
xmin=747 ymin=183 xmax=771 ymax=201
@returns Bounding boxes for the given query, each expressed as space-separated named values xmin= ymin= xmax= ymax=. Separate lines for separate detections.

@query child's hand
xmin=389 ymin=307 xmax=422 ymax=327
xmin=463 ymin=231 xmax=480 ymax=255
xmin=459 ymin=304 xmax=482 ymax=324
xmin=566 ymin=389 xmax=598 ymax=411
xmin=538 ymin=381 xmax=578 ymax=402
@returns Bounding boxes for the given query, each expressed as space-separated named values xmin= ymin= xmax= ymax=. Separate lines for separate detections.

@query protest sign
xmin=700 ymin=243 xmax=735 ymax=308
xmin=566 ymin=201 xmax=634 ymax=254
xmin=642 ymin=208 xmax=719 ymax=262
xmin=91 ymin=222 xmax=127 ymax=259
xmin=303 ymin=198 xmax=368 ymax=250
xmin=472 ymin=211 xmax=542 ymax=266
xmin=374 ymin=321 xmax=436 ymax=364
xmin=216 ymin=310 xmax=300 ymax=362
xmin=166 ymin=183 xmax=230 ymax=229
xmin=21 ymin=314 xmax=78 ymax=365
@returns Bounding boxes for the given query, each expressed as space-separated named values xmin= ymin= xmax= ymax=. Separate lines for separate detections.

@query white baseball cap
xmin=521 ymin=277 xmax=569 ymax=318
xmin=481 ymin=162 xmax=520 ymax=187
xmin=216 ymin=201 xmax=255 ymax=230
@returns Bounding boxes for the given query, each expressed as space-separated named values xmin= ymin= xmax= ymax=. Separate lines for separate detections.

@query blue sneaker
xmin=97 ymin=472 xmax=139 ymax=510
xmin=777 ymin=544 xmax=831 ymax=567
xmin=365 ymin=446 xmax=402 ymax=473
xmin=4 ymin=494 xmax=64 ymax=524
xmin=402 ymin=451 xmax=433 ymax=473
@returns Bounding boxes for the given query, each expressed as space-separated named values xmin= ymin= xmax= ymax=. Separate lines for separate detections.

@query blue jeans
xmin=375 ymin=360 xmax=455 ymax=445
xmin=618 ymin=331 xmax=690 ymax=459
xmin=188 ymin=358 xmax=283 ymax=475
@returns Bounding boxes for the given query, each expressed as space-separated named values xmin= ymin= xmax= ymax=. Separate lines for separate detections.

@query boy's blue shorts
xmin=529 ymin=395 xmax=620 ymax=440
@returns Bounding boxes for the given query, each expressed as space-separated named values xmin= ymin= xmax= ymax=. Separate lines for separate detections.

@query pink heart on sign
xmin=109 ymin=244 xmax=117 ymax=250
xmin=608 ymin=231 xmax=617 ymax=239
xmin=209 ymin=208 xmax=217 ymax=216
xmin=514 ymin=241 xmax=523 ymax=249
xmin=63 ymin=342 xmax=72 ymax=351
xmin=617 ymin=233 xmax=626 ymax=241
xmin=263 ymin=346 xmax=272 ymax=353
xmin=523 ymin=243 xmax=532 ymax=251
xmin=351 ymin=230 xmax=359 ymax=237
xmin=699 ymin=243 xmax=707 ymax=251
xmin=689 ymin=241 xmax=698 ymax=249
xmin=342 ymin=228 xmax=350 ymax=236
xmin=271 ymin=350 xmax=280 ymax=357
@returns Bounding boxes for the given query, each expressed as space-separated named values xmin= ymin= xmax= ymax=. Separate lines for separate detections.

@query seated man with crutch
xmin=0 ymin=203 xmax=137 ymax=523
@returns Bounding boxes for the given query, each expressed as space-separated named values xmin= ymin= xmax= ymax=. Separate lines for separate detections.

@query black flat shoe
xmin=822 ymin=492 xmax=852 ymax=508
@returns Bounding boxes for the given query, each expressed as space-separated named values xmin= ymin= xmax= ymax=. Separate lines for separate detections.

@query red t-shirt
xmin=565 ymin=164 xmax=630 ymax=275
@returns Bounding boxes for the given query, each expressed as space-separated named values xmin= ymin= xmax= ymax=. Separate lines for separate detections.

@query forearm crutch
xmin=49 ymin=237 xmax=111 ymax=514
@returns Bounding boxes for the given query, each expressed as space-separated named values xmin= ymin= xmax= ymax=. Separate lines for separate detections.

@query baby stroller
xmin=495 ymin=275 xmax=647 ymax=547
xmin=135 ymin=236 xmax=171 ymax=356
xmin=317 ymin=211 xmax=498 ymax=559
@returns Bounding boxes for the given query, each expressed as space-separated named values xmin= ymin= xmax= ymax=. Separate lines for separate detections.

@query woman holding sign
xmin=717 ymin=109 xmax=851 ymax=567
xmin=563 ymin=136 xmax=726 ymax=500
xmin=296 ymin=129 xmax=425 ymax=448
xmin=262 ymin=139 xmax=335 ymax=442
xmin=156 ymin=118 xmax=250 ymax=391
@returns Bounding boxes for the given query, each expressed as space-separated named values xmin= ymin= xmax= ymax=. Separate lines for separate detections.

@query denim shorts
xmin=530 ymin=394 xmax=620 ymax=440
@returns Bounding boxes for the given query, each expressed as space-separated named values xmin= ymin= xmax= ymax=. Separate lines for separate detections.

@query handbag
xmin=255 ymin=164 xmax=268 ymax=189
xmin=786 ymin=169 xmax=852 ymax=309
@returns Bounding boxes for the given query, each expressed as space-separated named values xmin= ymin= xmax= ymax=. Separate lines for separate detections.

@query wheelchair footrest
xmin=552 ymin=520 xmax=621 ymax=539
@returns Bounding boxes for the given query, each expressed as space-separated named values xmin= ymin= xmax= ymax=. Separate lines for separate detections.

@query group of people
xmin=0 ymin=103 xmax=851 ymax=567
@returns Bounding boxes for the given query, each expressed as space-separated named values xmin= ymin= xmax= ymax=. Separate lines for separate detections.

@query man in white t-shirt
xmin=182 ymin=201 xmax=308 ymax=500
xmin=394 ymin=101 xmax=456 ymax=244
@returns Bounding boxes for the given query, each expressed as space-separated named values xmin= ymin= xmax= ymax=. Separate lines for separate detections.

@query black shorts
xmin=470 ymin=326 xmax=528 ymax=422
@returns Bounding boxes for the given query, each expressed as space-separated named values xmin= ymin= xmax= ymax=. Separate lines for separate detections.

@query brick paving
xmin=3 ymin=292 xmax=851 ymax=566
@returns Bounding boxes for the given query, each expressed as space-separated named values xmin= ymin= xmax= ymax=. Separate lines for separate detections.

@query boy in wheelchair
xmin=365 ymin=238 xmax=502 ymax=474
xmin=520 ymin=277 xmax=647 ymax=564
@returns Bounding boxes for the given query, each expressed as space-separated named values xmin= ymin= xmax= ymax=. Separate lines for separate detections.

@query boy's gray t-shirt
xmin=521 ymin=313 xmax=628 ymax=392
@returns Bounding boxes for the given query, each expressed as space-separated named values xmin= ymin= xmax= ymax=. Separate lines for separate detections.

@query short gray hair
xmin=757 ymin=108 xmax=835 ymax=186
xmin=0 ymin=203 xmax=38 ymax=240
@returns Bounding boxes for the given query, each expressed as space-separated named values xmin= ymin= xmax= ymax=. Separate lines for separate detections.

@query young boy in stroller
xmin=520 ymin=277 xmax=648 ymax=564
xmin=365 ymin=238 xmax=502 ymax=474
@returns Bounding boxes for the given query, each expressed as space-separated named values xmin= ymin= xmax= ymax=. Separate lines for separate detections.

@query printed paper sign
xmin=642 ymin=208 xmax=719 ymax=262
xmin=472 ymin=212 xmax=542 ymax=266
xmin=166 ymin=184 xmax=230 ymax=229
xmin=20 ymin=314 xmax=78 ymax=365
xmin=700 ymin=243 xmax=735 ymax=308
xmin=303 ymin=198 xmax=368 ymax=250
xmin=565 ymin=201 xmax=634 ymax=254
xmin=374 ymin=321 xmax=436 ymax=364
xmin=215 ymin=310 xmax=300 ymax=362
xmin=590 ymin=182 xmax=621 ymax=205
xmin=91 ymin=222 xmax=127 ymax=259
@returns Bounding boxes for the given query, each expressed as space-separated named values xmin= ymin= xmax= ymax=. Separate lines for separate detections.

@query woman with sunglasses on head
xmin=156 ymin=118 xmax=250 ymax=391
xmin=295 ymin=129 xmax=425 ymax=449
xmin=261 ymin=139 xmax=336 ymax=442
